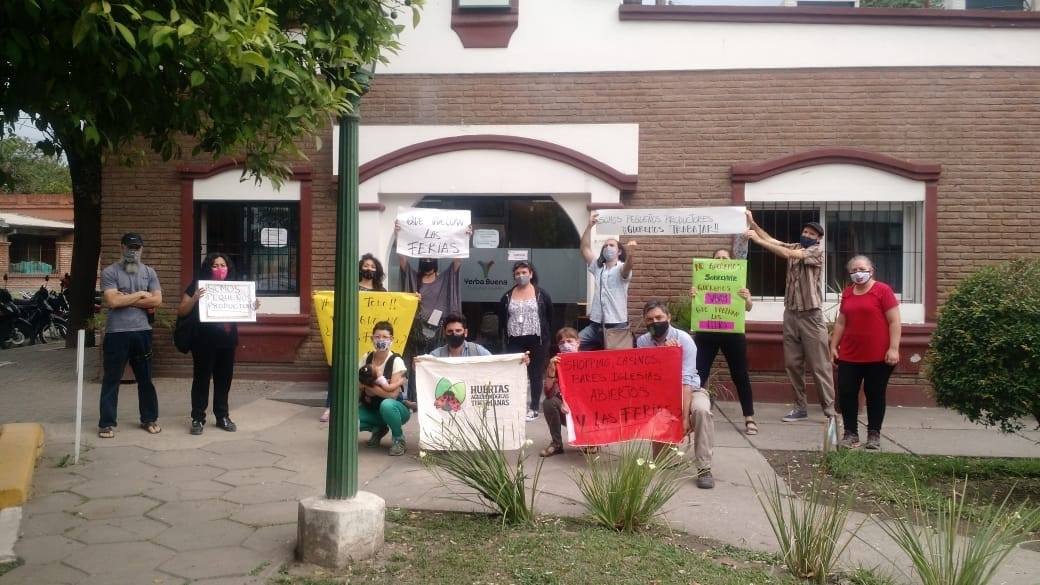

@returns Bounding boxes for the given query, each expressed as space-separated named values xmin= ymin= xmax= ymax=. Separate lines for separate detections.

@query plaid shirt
xmin=784 ymin=242 xmax=824 ymax=311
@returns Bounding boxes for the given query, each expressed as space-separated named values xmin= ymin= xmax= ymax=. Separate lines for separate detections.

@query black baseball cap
xmin=121 ymin=233 xmax=144 ymax=247
xmin=802 ymin=221 xmax=824 ymax=238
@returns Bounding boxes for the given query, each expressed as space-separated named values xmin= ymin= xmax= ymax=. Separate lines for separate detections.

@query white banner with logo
xmin=396 ymin=207 xmax=471 ymax=258
xmin=415 ymin=353 xmax=528 ymax=450
xmin=595 ymin=206 xmax=747 ymax=237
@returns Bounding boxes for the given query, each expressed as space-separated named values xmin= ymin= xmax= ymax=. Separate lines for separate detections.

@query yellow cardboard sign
xmin=313 ymin=291 xmax=420 ymax=366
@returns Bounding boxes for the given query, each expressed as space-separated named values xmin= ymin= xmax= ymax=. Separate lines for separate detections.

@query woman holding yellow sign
xmin=690 ymin=248 xmax=758 ymax=435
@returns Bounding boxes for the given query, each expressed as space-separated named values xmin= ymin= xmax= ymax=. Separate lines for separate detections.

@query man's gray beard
xmin=124 ymin=261 xmax=139 ymax=274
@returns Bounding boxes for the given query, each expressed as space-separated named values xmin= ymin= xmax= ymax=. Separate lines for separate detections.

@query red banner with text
xmin=557 ymin=346 xmax=684 ymax=446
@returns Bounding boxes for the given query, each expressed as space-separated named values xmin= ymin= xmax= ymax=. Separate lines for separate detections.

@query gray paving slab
xmin=153 ymin=519 xmax=254 ymax=552
xmin=158 ymin=546 xmax=270 ymax=580
xmin=66 ymin=516 xmax=169 ymax=544
xmin=21 ymin=492 xmax=85 ymax=515
xmin=149 ymin=464 xmax=227 ymax=484
xmin=148 ymin=499 xmax=243 ymax=525
xmin=77 ymin=445 xmax=156 ymax=462
xmin=77 ymin=570 xmax=187 ymax=585
xmin=215 ymin=467 xmax=297 ymax=487
xmin=72 ymin=495 xmax=162 ymax=520
xmin=73 ymin=459 xmax=159 ymax=481
xmin=230 ymin=501 xmax=299 ymax=527
xmin=63 ymin=541 xmax=175 ymax=574
xmin=199 ymin=439 xmax=281 ymax=455
xmin=143 ymin=448 xmax=226 ymax=469
xmin=0 ymin=507 xmax=19 ymax=564
xmin=29 ymin=468 xmax=88 ymax=494
xmin=885 ymin=427 xmax=1040 ymax=457
xmin=69 ymin=477 xmax=161 ymax=499
xmin=18 ymin=511 xmax=85 ymax=539
xmin=241 ymin=523 xmax=296 ymax=554
xmin=222 ymin=482 xmax=316 ymax=506
xmin=12 ymin=534 xmax=84 ymax=564
xmin=145 ymin=480 xmax=235 ymax=503
xmin=0 ymin=560 xmax=86 ymax=585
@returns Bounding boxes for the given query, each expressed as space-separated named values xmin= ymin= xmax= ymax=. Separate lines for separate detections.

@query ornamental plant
xmin=928 ymin=257 xmax=1040 ymax=433
xmin=576 ymin=442 xmax=690 ymax=532
xmin=419 ymin=408 xmax=543 ymax=526
xmin=875 ymin=478 xmax=1040 ymax=585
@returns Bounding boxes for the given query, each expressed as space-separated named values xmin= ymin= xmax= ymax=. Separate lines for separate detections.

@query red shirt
xmin=837 ymin=281 xmax=899 ymax=363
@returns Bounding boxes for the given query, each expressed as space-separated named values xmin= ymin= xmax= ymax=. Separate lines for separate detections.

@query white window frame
xmin=743 ymin=163 xmax=926 ymax=324
xmin=192 ymin=170 xmax=301 ymax=315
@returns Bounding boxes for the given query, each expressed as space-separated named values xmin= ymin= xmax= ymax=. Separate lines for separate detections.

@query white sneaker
xmin=525 ymin=409 xmax=539 ymax=422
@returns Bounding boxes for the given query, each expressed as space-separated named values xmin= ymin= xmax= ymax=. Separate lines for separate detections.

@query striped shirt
xmin=784 ymin=242 xmax=824 ymax=311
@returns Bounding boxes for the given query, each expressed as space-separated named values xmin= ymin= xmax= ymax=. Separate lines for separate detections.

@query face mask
xmin=602 ymin=248 xmax=617 ymax=262
xmin=515 ymin=274 xmax=530 ymax=286
xmin=558 ymin=341 xmax=578 ymax=353
xmin=799 ymin=236 xmax=818 ymax=249
xmin=446 ymin=333 xmax=465 ymax=348
xmin=418 ymin=259 xmax=437 ymax=274
xmin=650 ymin=321 xmax=670 ymax=338
xmin=123 ymin=249 xmax=141 ymax=264
xmin=850 ymin=270 xmax=871 ymax=285
xmin=374 ymin=338 xmax=392 ymax=351
xmin=211 ymin=266 xmax=229 ymax=280
xmin=361 ymin=269 xmax=376 ymax=280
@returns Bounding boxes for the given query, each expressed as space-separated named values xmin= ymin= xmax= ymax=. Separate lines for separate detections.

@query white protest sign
xmin=595 ymin=206 xmax=747 ymax=237
xmin=396 ymin=208 xmax=472 ymax=258
xmin=198 ymin=280 xmax=257 ymax=323
xmin=415 ymin=353 xmax=528 ymax=451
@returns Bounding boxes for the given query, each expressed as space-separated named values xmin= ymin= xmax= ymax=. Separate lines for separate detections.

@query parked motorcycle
xmin=0 ymin=289 xmax=35 ymax=349
xmin=14 ymin=286 xmax=69 ymax=344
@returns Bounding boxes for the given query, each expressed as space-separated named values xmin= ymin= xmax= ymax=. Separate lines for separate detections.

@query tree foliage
xmin=928 ymin=258 xmax=1040 ymax=433
xmin=0 ymin=135 xmax=71 ymax=193
xmin=0 ymin=0 xmax=422 ymax=337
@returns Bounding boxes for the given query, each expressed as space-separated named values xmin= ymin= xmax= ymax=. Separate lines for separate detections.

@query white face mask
xmin=850 ymin=270 xmax=871 ymax=285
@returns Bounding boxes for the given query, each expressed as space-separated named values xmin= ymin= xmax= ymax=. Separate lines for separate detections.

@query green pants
xmin=359 ymin=399 xmax=411 ymax=440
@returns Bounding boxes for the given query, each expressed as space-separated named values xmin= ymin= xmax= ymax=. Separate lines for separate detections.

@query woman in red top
xmin=829 ymin=255 xmax=901 ymax=450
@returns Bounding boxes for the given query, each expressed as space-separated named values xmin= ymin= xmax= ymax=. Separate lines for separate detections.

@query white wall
xmin=383 ymin=0 xmax=1040 ymax=74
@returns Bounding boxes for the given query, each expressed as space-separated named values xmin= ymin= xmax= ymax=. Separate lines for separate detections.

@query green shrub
xmin=928 ymin=257 xmax=1040 ymax=433
xmin=576 ymin=442 xmax=690 ymax=532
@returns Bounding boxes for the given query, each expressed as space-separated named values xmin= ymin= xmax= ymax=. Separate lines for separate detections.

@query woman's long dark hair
xmin=359 ymin=253 xmax=387 ymax=291
xmin=200 ymin=252 xmax=235 ymax=280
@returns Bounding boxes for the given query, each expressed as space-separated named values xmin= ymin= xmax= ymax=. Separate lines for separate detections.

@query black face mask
xmin=360 ymin=269 xmax=376 ymax=280
xmin=650 ymin=321 xmax=670 ymax=338
xmin=418 ymin=259 xmax=437 ymax=274
xmin=446 ymin=333 xmax=465 ymax=348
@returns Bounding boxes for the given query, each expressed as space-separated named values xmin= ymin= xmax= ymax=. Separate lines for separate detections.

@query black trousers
xmin=190 ymin=344 xmax=236 ymax=421
xmin=836 ymin=360 xmax=894 ymax=435
xmin=506 ymin=335 xmax=546 ymax=411
xmin=99 ymin=330 xmax=158 ymax=428
xmin=694 ymin=332 xmax=755 ymax=417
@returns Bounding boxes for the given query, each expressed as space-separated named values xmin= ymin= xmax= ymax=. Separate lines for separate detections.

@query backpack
xmin=173 ymin=309 xmax=197 ymax=353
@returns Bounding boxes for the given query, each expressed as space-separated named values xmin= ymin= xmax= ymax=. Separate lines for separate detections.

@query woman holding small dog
xmin=358 ymin=320 xmax=411 ymax=456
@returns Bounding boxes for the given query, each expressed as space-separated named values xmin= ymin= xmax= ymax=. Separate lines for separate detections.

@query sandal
xmin=140 ymin=422 xmax=162 ymax=434
xmin=539 ymin=444 xmax=564 ymax=458
xmin=98 ymin=427 xmax=115 ymax=439
xmin=745 ymin=420 xmax=759 ymax=436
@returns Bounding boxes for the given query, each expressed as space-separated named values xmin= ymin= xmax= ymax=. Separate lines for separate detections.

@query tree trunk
xmin=62 ymin=136 xmax=103 ymax=349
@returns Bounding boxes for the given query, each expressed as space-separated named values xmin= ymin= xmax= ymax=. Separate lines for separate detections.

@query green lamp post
xmin=325 ymin=64 xmax=375 ymax=500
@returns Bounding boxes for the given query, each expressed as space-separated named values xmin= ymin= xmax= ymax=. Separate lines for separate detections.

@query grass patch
xmin=0 ymin=558 xmax=24 ymax=578
xmin=762 ymin=450 xmax=1040 ymax=524
xmin=272 ymin=508 xmax=804 ymax=585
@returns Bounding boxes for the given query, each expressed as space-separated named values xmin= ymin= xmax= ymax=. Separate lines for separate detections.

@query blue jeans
xmin=99 ymin=330 xmax=158 ymax=428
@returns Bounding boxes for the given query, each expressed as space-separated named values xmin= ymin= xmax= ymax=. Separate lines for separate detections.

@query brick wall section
xmin=101 ymin=66 xmax=1040 ymax=379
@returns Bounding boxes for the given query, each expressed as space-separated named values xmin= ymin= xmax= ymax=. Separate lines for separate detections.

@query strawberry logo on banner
xmin=416 ymin=354 xmax=529 ymax=450
xmin=557 ymin=346 xmax=685 ymax=446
